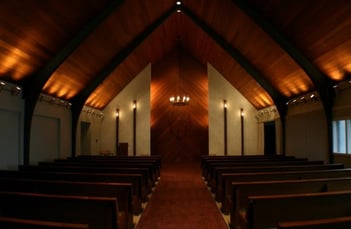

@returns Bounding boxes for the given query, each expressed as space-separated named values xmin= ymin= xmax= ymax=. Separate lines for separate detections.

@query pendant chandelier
xmin=169 ymin=39 xmax=190 ymax=106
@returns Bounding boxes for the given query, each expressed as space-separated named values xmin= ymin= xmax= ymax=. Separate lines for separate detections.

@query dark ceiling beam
xmin=21 ymin=0 xmax=125 ymax=165
xmin=234 ymin=0 xmax=335 ymax=162
xmin=181 ymin=6 xmax=287 ymax=115
xmin=70 ymin=4 xmax=178 ymax=157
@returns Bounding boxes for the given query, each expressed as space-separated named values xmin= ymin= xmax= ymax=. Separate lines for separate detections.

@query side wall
xmin=101 ymin=64 xmax=151 ymax=156
xmin=0 ymin=89 xmax=24 ymax=169
xmin=208 ymin=64 xmax=258 ymax=155
xmin=30 ymin=101 xmax=72 ymax=164
xmin=0 ymin=83 xmax=72 ymax=168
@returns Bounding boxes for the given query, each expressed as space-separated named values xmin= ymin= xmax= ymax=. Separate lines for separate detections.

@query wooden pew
xmin=41 ymin=160 xmax=159 ymax=184
xmin=0 ymin=191 xmax=118 ymax=229
xmin=73 ymin=155 xmax=161 ymax=169
xmin=38 ymin=161 xmax=157 ymax=187
xmin=0 ymin=177 xmax=133 ymax=229
xmin=19 ymin=165 xmax=153 ymax=194
xmin=204 ymin=158 xmax=315 ymax=182
xmin=0 ymin=169 xmax=145 ymax=212
xmin=70 ymin=155 xmax=162 ymax=177
xmin=205 ymin=160 xmax=325 ymax=186
xmin=238 ymin=190 xmax=351 ymax=229
xmin=230 ymin=177 xmax=351 ymax=228
xmin=200 ymin=155 xmax=295 ymax=170
xmin=0 ymin=216 xmax=89 ymax=229
xmin=215 ymin=164 xmax=345 ymax=204
xmin=277 ymin=216 xmax=351 ymax=229
xmin=220 ymin=168 xmax=351 ymax=214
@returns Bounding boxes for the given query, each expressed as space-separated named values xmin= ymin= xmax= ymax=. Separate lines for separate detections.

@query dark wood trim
xmin=241 ymin=108 xmax=244 ymax=155
xmin=116 ymin=108 xmax=119 ymax=155
xmin=224 ymin=100 xmax=227 ymax=156
xmin=133 ymin=100 xmax=137 ymax=156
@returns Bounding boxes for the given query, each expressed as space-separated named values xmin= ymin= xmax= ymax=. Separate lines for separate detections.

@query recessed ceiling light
xmin=176 ymin=1 xmax=182 ymax=5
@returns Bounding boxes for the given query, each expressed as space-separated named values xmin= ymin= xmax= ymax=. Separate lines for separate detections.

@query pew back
xmin=277 ymin=216 xmax=351 ymax=229
xmin=0 ymin=216 xmax=89 ymax=229
xmin=0 ymin=178 xmax=133 ymax=229
xmin=0 ymin=191 xmax=118 ymax=229
xmin=240 ymin=191 xmax=351 ymax=229
xmin=231 ymin=177 xmax=351 ymax=228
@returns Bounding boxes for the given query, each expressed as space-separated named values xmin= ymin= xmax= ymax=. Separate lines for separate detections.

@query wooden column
xmin=133 ymin=100 xmax=136 ymax=156
xmin=115 ymin=108 xmax=119 ymax=155
xmin=240 ymin=108 xmax=244 ymax=155
xmin=224 ymin=100 xmax=227 ymax=156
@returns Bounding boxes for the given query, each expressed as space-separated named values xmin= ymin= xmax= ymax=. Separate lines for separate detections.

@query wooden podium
xmin=118 ymin=142 xmax=128 ymax=156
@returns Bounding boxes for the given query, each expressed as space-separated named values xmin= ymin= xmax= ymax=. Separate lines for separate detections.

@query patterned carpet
xmin=135 ymin=162 xmax=228 ymax=229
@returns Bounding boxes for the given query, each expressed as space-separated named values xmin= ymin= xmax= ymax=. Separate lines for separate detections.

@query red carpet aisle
xmin=135 ymin=162 xmax=228 ymax=229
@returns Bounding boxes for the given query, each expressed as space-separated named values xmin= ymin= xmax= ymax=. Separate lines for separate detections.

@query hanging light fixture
xmin=169 ymin=38 xmax=190 ymax=106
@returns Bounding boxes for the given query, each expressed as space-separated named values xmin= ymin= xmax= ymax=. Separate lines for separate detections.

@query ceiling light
xmin=176 ymin=1 xmax=182 ymax=5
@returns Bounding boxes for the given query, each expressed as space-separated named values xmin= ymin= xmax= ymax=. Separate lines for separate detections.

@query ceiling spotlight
xmin=176 ymin=1 xmax=182 ymax=5
xmin=310 ymin=93 xmax=315 ymax=99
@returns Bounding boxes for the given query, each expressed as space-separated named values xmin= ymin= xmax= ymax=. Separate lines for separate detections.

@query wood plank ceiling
xmin=1 ymin=0 xmax=351 ymax=110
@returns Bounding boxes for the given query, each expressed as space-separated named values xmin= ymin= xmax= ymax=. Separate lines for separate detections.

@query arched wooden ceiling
xmin=1 ymin=0 xmax=351 ymax=111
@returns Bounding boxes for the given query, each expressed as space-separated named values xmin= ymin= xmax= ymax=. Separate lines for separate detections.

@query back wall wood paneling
xmin=151 ymin=47 xmax=208 ymax=165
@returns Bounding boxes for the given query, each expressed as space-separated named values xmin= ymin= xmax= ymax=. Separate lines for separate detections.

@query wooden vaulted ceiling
xmin=1 ymin=0 xmax=351 ymax=111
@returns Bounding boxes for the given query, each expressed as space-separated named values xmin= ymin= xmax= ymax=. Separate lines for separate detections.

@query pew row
xmin=200 ymin=155 xmax=296 ymax=170
xmin=0 ymin=169 xmax=145 ymax=212
xmin=0 ymin=192 xmax=118 ymax=229
xmin=0 ymin=178 xmax=133 ymax=229
xmin=221 ymin=168 xmax=351 ymax=214
xmin=277 ymin=216 xmax=351 ymax=229
xmin=18 ymin=165 xmax=153 ymax=194
xmin=230 ymin=177 xmax=351 ymax=228
xmin=0 ymin=216 xmax=89 ymax=229
xmin=238 ymin=190 xmax=351 ymax=229
xmin=47 ymin=160 xmax=159 ymax=183
xmin=205 ymin=159 xmax=322 ymax=183
xmin=215 ymin=163 xmax=345 ymax=205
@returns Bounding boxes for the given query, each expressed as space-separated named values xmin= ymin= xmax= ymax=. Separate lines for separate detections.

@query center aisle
xmin=135 ymin=162 xmax=229 ymax=229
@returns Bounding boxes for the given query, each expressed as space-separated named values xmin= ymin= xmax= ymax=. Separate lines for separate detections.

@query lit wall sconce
xmin=240 ymin=108 xmax=244 ymax=117
xmin=132 ymin=100 xmax=137 ymax=110
xmin=223 ymin=100 xmax=227 ymax=156
xmin=11 ymin=86 xmax=22 ymax=96
xmin=0 ymin=81 xmax=6 ymax=92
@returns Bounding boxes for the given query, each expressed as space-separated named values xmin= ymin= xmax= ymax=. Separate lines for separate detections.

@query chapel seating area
xmin=0 ymin=155 xmax=161 ymax=229
xmin=201 ymin=155 xmax=351 ymax=229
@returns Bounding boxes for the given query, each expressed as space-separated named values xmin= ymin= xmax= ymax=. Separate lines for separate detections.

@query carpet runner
xmin=135 ymin=162 xmax=228 ymax=229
